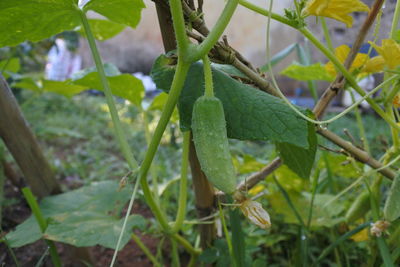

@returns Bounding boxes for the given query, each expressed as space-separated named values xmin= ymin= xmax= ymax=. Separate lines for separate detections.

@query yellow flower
xmin=393 ymin=94 xmax=400 ymax=108
xmin=350 ymin=228 xmax=369 ymax=242
xmin=302 ymin=0 xmax=370 ymax=28
xmin=362 ymin=56 xmax=385 ymax=73
xmin=239 ymin=199 xmax=271 ymax=229
xmin=325 ymin=45 xmax=369 ymax=77
xmin=369 ymin=39 xmax=400 ymax=69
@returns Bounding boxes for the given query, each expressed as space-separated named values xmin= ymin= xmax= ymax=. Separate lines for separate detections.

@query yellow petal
xmin=350 ymin=228 xmax=369 ymax=242
xmin=393 ymin=94 xmax=400 ymax=108
xmin=362 ymin=56 xmax=385 ymax=73
xmin=369 ymin=39 xmax=400 ymax=69
xmin=325 ymin=44 xmax=369 ymax=76
xmin=303 ymin=0 xmax=370 ymax=27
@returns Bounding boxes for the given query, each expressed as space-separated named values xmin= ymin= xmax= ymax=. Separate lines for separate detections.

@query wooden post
xmin=0 ymin=74 xmax=61 ymax=197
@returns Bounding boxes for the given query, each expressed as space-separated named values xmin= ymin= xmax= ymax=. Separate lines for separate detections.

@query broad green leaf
xmin=267 ymin=192 xmax=345 ymax=227
xmin=5 ymin=216 xmax=42 ymax=248
xmin=276 ymin=121 xmax=317 ymax=179
xmin=5 ymin=181 xmax=146 ymax=249
xmin=260 ymin=43 xmax=298 ymax=72
xmin=78 ymin=19 xmax=125 ymax=41
xmin=0 ymin=0 xmax=81 ymax=48
xmin=45 ymin=211 xmax=144 ymax=249
xmin=384 ymin=174 xmax=400 ymax=222
xmin=281 ymin=62 xmax=333 ymax=81
xmin=72 ymin=64 xmax=144 ymax=107
xmin=42 ymin=80 xmax=87 ymax=97
xmin=83 ymin=0 xmax=146 ymax=28
xmin=151 ymin=55 xmax=309 ymax=148
xmin=0 ymin=58 xmax=20 ymax=78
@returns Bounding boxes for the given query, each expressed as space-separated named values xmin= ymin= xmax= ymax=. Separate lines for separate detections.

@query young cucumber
xmin=192 ymin=95 xmax=237 ymax=194
xmin=384 ymin=174 xmax=400 ymax=222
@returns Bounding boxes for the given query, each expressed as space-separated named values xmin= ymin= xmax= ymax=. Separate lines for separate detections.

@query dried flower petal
xmin=239 ymin=199 xmax=271 ymax=229
xmin=370 ymin=220 xmax=390 ymax=237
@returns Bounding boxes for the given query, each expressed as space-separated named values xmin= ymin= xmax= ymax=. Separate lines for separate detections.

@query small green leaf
xmin=72 ymin=64 xmax=144 ymax=107
xmin=384 ymin=174 xmax=400 ymax=222
xmin=318 ymin=154 xmax=362 ymax=179
xmin=260 ymin=43 xmax=298 ymax=72
xmin=83 ymin=0 xmax=146 ymax=28
xmin=78 ymin=19 xmax=125 ymax=41
xmin=12 ymin=78 xmax=41 ymax=92
xmin=0 ymin=0 xmax=81 ymax=48
xmin=148 ymin=92 xmax=179 ymax=122
xmin=233 ymin=154 xmax=265 ymax=174
xmin=0 ymin=58 xmax=20 ymax=78
xmin=281 ymin=62 xmax=333 ymax=81
xmin=42 ymin=80 xmax=87 ymax=97
xmin=151 ymin=55 xmax=309 ymax=148
xmin=276 ymin=121 xmax=317 ymax=179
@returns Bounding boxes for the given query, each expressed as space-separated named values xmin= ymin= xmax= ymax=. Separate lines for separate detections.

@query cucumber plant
xmin=1 ymin=0 xmax=400 ymax=266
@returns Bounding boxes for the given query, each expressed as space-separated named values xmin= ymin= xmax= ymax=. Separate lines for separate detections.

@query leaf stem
xmin=203 ymin=55 xmax=214 ymax=97
xmin=172 ymin=131 xmax=190 ymax=233
xmin=21 ymin=188 xmax=61 ymax=267
xmin=320 ymin=18 xmax=334 ymax=52
xmin=170 ymin=0 xmax=189 ymax=56
xmin=78 ymin=10 xmax=138 ymax=170
xmin=238 ymin=0 xmax=296 ymax=28
xmin=189 ymin=0 xmax=240 ymax=61
xmin=138 ymin=60 xmax=190 ymax=231
xmin=131 ymin=233 xmax=161 ymax=267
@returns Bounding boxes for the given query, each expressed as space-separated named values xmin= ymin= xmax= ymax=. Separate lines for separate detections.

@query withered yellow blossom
xmin=302 ymin=0 xmax=370 ymax=27
xmin=369 ymin=39 xmax=400 ymax=70
xmin=239 ymin=199 xmax=271 ymax=229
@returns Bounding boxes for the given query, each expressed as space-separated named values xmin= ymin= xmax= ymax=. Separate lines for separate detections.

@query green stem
xmin=171 ymin=238 xmax=181 ymax=267
xmin=390 ymin=0 xmax=400 ymax=39
xmin=131 ymin=233 xmax=161 ymax=267
xmin=78 ymin=10 xmax=138 ymax=170
xmin=138 ymin=60 xmax=190 ymax=231
xmin=238 ymin=0 xmax=296 ymax=27
xmin=189 ymin=0 xmax=240 ymax=61
xmin=349 ymin=90 xmax=370 ymax=153
xmin=142 ymin=108 xmax=160 ymax=204
xmin=320 ymin=18 xmax=334 ymax=52
xmin=203 ymin=55 xmax=214 ymax=97
xmin=172 ymin=131 xmax=190 ymax=233
xmin=169 ymin=0 xmax=189 ymax=56
xmin=21 ymin=188 xmax=61 ymax=267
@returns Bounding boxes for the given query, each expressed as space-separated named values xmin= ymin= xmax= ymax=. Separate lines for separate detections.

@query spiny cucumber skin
xmin=192 ymin=96 xmax=236 ymax=194
xmin=384 ymin=174 xmax=400 ymax=222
